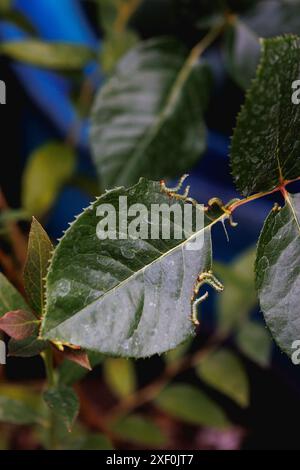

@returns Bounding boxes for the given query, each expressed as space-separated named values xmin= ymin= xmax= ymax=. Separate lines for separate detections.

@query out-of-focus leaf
xmin=111 ymin=414 xmax=166 ymax=446
xmin=224 ymin=19 xmax=260 ymax=89
xmin=43 ymin=385 xmax=79 ymax=432
xmin=22 ymin=142 xmax=76 ymax=217
xmin=0 ymin=0 xmax=11 ymax=13
xmin=39 ymin=421 xmax=114 ymax=450
xmin=24 ymin=218 xmax=53 ymax=315
xmin=0 ymin=398 xmax=39 ymax=425
xmin=0 ymin=385 xmax=43 ymax=425
xmin=255 ymin=193 xmax=300 ymax=359
xmin=214 ymin=248 xmax=257 ymax=334
xmin=98 ymin=0 xmax=118 ymax=32
xmin=58 ymin=351 xmax=104 ymax=386
xmin=231 ymin=36 xmax=300 ymax=196
xmin=0 ymin=309 xmax=37 ymax=340
xmin=164 ymin=338 xmax=192 ymax=363
xmin=0 ymin=41 xmax=95 ymax=69
xmin=0 ymin=209 xmax=30 ymax=225
xmin=236 ymin=320 xmax=272 ymax=367
xmin=98 ymin=0 xmax=141 ymax=34
xmin=101 ymin=30 xmax=139 ymax=74
xmin=91 ymin=39 xmax=211 ymax=188
xmin=244 ymin=0 xmax=300 ymax=38
xmin=155 ymin=384 xmax=229 ymax=428
xmin=196 ymin=349 xmax=250 ymax=408
xmin=64 ymin=432 xmax=114 ymax=450
xmin=0 ymin=273 xmax=29 ymax=318
xmin=0 ymin=384 xmax=43 ymax=409
xmin=40 ymin=178 xmax=213 ymax=358
xmin=103 ymin=358 xmax=136 ymax=398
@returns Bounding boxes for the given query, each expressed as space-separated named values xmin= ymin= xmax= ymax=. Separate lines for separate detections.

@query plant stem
xmin=42 ymin=348 xmax=56 ymax=449
xmin=228 ymin=176 xmax=300 ymax=213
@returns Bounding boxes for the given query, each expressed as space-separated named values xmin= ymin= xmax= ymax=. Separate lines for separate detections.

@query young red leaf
xmin=56 ymin=346 xmax=92 ymax=371
xmin=0 ymin=310 xmax=37 ymax=340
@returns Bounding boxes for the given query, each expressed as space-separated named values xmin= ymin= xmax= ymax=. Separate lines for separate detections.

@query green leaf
xmin=24 ymin=218 xmax=53 ymax=315
xmin=0 ymin=41 xmax=95 ymax=69
xmin=43 ymin=385 xmax=79 ymax=432
xmin=223 ymin=19 xmax=260 ymax=89
xmin=40 ymin=178 xmax=213 ymax=358
xmin=0 ymin=397 xmax=39 ymax=425
xmin=111 ymin=414 xmax=166 ymax=446
xmin=101 ymin=30 xmax=139 ymax=74
xmin=98 ymin=0 xmax=141 ymax=34
xmin=91 ymin=38 xmax=211 ymax=188
xmin=214 ymin=248 xmax=257 ymax=333
xmin=0 ymin=209 xmax=30 ymax=226
xmin=196 ymin=349 xmax=250 ymax=408
xmin=255 ymin=193 xmax=300 ymax=358
xmin=8 ymin=336 xmax=47 ymax=358
xmin=155 ymin=384 xmax=229 ymax=428
xmin=164 ymin=337 xmax=192 ymax=363
xmin=22 ymin=142 xmax=76 ymax=217
xmin=236 ymin=320 xmax=272 ymax=368
xmin=103 ymin=358 xmax=136 ymax=398
xmin=0 ymin=309 xmax=37 ymax=340
xmin=58 ymin=352 xmax=104 ymax=386
xmin=65 ymin=432 xmax=114 ymax=450
xmin=231 ymin=36 xmax=300 ymax=197
xmin=0 ymin=273 xmax=29 ymax=318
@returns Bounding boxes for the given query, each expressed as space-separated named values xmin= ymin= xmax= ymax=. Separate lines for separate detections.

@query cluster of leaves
xmin=0 ymin=0 xmax=299 ymax=450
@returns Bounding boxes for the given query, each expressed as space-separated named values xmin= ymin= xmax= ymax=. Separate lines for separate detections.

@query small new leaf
xmin=23 ymin=217 xmax=53 ymax=316
xmin=55 ymin=347 xmax=92 ymax=371
xmin=43 ymin=385 xmax=79 ymax=432
xmin=0 ymin=273 xmax=29 ymax=318
xmin=0 ymin=310 xmax=37 ymax=341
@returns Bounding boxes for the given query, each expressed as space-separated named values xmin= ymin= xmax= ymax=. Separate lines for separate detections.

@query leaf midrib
xmin=116 ymin=50 xmax=201 ymax=184
xmin=42 ymin=214 xmax=219 ymax=336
